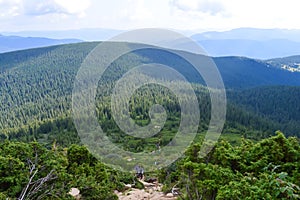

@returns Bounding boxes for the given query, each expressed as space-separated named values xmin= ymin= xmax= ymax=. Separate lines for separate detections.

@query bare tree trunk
xmin=19 ymin=169 xmax=38 ymax=200
xmin=18 ymin=158 xmax=57 ymax=200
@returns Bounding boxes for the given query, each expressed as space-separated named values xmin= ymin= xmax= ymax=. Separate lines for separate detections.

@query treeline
xmin=0 ymin=116 xmax=79 ymax=148
xmin=1 ymin=83 xmax=285 ymax=153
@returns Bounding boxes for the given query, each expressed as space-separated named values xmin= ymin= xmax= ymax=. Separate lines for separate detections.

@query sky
xmin=0 ymin=0 xmax=300 ymax=33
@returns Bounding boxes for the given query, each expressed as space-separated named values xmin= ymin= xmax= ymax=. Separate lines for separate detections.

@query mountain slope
xmin=228 ymin=86 xmax=300 ymax=136
xmin=0 ymin=42 xmax=300 ymax=138
xmin=213 ymin=56 xmax=300 ymax=88
xmin=267 ymin=55 xmax=300 ymax=72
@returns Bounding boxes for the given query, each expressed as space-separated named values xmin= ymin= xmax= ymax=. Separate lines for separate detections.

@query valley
xmin=0 ymin=42 xmax=299 ymax=199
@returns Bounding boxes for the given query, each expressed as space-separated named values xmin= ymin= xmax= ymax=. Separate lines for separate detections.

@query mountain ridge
xmin=191 ymin=28 xmax=300 ymax=59
xmin=1 ymin=41 xmax=300 ymax=88
xmin=0 ymin=34 xmax=82 ymax=53
xmin=1 ymin=42 xmax=300 ymax=138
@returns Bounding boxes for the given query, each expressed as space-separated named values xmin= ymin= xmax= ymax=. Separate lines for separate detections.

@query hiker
xmin=134 ymin=165 xmax=144 ymax=180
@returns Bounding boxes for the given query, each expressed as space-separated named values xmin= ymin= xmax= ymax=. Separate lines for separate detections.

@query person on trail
xmin=134 ymin=165 xmax=144 ymax=180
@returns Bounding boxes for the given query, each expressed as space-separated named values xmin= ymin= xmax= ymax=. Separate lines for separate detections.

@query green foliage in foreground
xmin=0 ymin=131 xmax=299 ymax=199
xmin=159 ymin=131 xmax=300 ymax=199
xmin=0 ymin=141 xmax=139 ymax=199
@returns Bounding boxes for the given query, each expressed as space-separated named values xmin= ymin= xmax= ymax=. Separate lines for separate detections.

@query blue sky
xmin=0 ymin=0 xmax=300 ymax=32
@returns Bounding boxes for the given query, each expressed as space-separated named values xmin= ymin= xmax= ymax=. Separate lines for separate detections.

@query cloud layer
xmin=170 ymin=0 xmax=225 ymax=15
xmin=1 ymin=0 xmax=300 ymax=33
xmin=0 ymin=0 xmax=90 ymax=17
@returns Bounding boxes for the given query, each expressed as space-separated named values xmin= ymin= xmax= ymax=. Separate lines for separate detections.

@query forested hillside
xmin=0 ymin=42 xmax=299 ymax=199
xmin=1 ymin=42 xmax=300 ymax=143
xmin=214 ymin=56 xmax=300 ymax=88
xmin=267 ymin=55 xmax=300 ymax=70
xmin=228 ymin=86 xmax=300 ymax=136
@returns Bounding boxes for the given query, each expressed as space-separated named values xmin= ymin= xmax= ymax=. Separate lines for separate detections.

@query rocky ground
xmin=116 ymin=180 xmax=178 ymax=200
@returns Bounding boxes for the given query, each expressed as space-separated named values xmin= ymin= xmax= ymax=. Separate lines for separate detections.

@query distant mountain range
xmin=2 ymin=28 xmax=123 ymax=41
xmin=192 ymin=28 xmax=300 ymax=41
xmin=0 ymin=34 xmax=81 ymax=53
xmin=196 ymin=39 xmax=300 ymax=59
xmin=2 ymin=27 xmax=300 ymax=59
xmin=192 ymin=28 xmax=300 ymax=59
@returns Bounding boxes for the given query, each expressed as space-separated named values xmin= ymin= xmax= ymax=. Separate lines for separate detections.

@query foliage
xmin=0 ymin=141 xmax=138 ymax=199
xmin=228 ymin=86 xmax=300 ymax=136
xmin=160 ymin=131 xmax=300 ymax=199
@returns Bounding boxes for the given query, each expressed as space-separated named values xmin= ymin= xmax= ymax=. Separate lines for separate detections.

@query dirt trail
xmin=116 ymin=180 xmax=177 ymax=200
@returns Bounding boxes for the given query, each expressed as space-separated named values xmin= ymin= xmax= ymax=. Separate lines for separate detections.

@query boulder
xmin=69 ymin=188 xmax=80 ymax=199
xmin=166 ymin=193 xmax=174 ymax=197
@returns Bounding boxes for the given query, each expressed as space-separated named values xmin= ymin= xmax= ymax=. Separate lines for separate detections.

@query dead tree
xmin=18 ymin=158 xmax=57 ymax=199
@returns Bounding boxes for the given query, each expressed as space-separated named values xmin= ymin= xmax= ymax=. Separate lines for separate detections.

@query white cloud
xmin=215 ymin=0 xmax=300 ymax=30
xmin=170 ymin=0 xmax=226 ymax=15
xmin=125 ymin=0 xmax=152 ymax=21
xmin=22 ymin=0 xmax=63 ymax=15
xmin=1 ymin=0 xmax=300 ymax=33
xmin=0 ymin=0 xmax=21 ymax=17
xmin=0 ymin=0 xmax=90 ymax=17
xmin=53 ymin=0 xmax=90 ymax=15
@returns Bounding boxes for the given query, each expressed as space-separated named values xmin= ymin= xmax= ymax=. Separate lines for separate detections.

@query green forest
xmin=0 ymin=42 xmax=300 ymax=199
